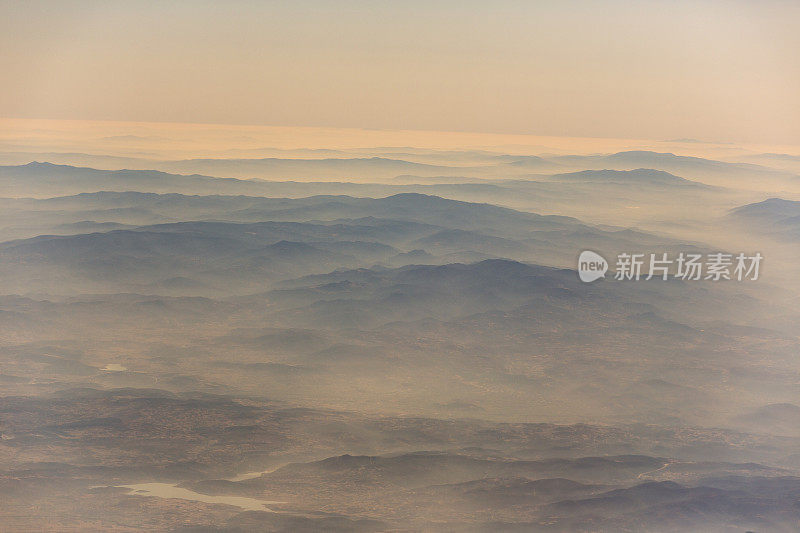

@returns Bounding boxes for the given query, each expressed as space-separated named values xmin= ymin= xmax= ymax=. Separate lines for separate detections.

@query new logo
xmin=578 ymin=250 xmax=608 ymax=282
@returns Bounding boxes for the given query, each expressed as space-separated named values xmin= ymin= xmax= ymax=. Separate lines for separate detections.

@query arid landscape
xmin=2 ymin=1 xmax=800 ymax=531
xmin=0 ymin=120 xmax=798 ymax=531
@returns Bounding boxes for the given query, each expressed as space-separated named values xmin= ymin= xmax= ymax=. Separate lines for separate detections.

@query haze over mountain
xmin=729 ymin=197 xmax=800 ymax=241
xmin=548 ymin=168 xmax=708 ymax=188
xmin=1 ymin=125 xmax=799 ymax=531
xmin=3 ymin=0 xmax=800 ymax=526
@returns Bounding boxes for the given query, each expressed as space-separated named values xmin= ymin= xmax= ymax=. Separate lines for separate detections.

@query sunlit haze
xmin=2 ymin=0 xmax=799 ymax=143
xmin=2 ymin=2 xmax=800 ymax=531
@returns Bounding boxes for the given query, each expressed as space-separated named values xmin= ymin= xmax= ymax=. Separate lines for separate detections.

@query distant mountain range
xmin=549 ymin=168 xmax=710 ymax=188
xmin=157 ymin=156 xmax=490 ymax=180
xmin=553 ymin=150 xmax=782 ymax=177
xmin=2 ymin=136 xmax=800 ymax=532
xmin=728 ymin=197 xmax=800 ymax=241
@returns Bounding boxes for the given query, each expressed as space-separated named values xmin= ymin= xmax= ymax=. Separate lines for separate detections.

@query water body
xmin=229 ymin=464 xmax=284 ymax=482
xmin=118 ymin=483 xmax=282 ymax=512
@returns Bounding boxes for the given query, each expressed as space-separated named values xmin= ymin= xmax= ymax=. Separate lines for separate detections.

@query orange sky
xmin=1 ymin=1 xmax=799 ymax=144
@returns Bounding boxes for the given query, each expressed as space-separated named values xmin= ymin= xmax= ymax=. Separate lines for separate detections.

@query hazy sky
xmin=2 ymin=0 xmax=799 ymax=143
